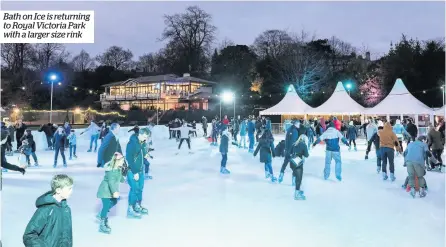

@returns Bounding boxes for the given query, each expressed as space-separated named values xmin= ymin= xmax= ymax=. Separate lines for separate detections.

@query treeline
xmin=1 ymin=5 xmax=444 ymax=109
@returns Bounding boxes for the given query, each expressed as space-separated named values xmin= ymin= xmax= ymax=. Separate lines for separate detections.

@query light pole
xmin=49 ymin=74 xmax=58 ymax=123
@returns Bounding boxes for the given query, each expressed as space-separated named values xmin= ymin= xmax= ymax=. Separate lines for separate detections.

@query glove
xmin=312 ymin=143 xmax=316 ymax=148
xmin=150 ymin=155 xmax=154 ymax=159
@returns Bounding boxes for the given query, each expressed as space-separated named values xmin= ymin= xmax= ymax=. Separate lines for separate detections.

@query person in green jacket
xmin=96 ymin=152 xmax=127 ymax=234
xmin=23 ymin=174 xmax=74 ymax=247
xmin=125 ymin=127 xmax=150 ymax=218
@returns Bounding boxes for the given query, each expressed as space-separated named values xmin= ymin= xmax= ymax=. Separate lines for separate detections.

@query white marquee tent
xmin=306 ymin=81 xmax=364 ymax=115
xmin=434 ymin=106 xmax=445 ymax=116
xmin=259 ymin=85 xmax=312 ymax=115
xmin=365 ymin=79 xmax=433 ymax=115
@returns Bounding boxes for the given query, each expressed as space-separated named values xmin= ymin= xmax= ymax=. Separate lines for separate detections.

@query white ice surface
xmin=2 ymin=125 xmax=445 ymax=247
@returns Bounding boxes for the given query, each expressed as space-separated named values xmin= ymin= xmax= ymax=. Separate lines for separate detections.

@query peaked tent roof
xmin=434 ymin=106 xmax=445 ymax=116
xmin=306 ymin=81 xmax=364 ymax=115
xmin=259 ymin=85 xmax=312 ymax=115
xmin=365 ymin=79 xmax=433 ymax=115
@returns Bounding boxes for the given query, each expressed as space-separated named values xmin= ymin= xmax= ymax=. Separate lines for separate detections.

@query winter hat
xmin=396 ymin=119 xmax=401 ymax=125
xmin=377 ymin=120 xmax=384 ymax=127
xmin=25 ymin=129 xmax=32 ymax=134
xmin=349 ymin=121 xmax=353 ymax=126
xmin=327 ymin=121 xmax=335 ymax=128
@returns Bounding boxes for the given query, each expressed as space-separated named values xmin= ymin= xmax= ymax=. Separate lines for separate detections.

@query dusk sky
xmin=2 ymin=1 xmax=445 ymax=60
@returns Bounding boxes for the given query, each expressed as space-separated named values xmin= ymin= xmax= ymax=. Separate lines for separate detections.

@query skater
xmin=333 ymin=116 xmax=342 ymax=131
xmin=403 ymin=136 xmax=429 ymax=198
xmin=347 ymin=121 xmax=358 ymax=151
xmin=23 ymin=174 xmax=73 ymax=247
xmin=366 ymin=119 xmax=378 ymax=144
xmin=190 ymin=120 xmax=197 ymax=137
xmin=67 ymin=130 xmax=77 ymax=160
xmin=125 ymin=127 xmax=150 ymax=218
xmin=427 ymin=124 xmax=444 ymax=166
xmin=278 ymin=119 xmax=300 ymax=183
xmin=96 ymin=152 xmax=127 ymax=233
xmin=211 ymin=119 xmax=219 ymax=146
xmin=378 ymin=122 xmax=402 ymax=181
xmin=15 ymin=119 xmax=27 ymax=151
xmin=171 ymin=122 xmax=194 ymax=154
xmin=5 ymin=122 xmax=14 ymax=155
xmin=97 ymin=123 xmax=122 ymax=168
xmin=305 ymin=121 xmax=315 ymax=150
xmin=38 ymin=123 xmax=55 ymax=150
xmin=253 ymin=129 xmax=277 ymax=182
xmin=405 ymin=119 xmax=418 ymax=143
xmin=366 ymin=122 xmax=384 ymax=172
xmin=1 ymin=124 xmax=25 ymax=174
xmin=19 ymin=129 xmax=38 ymax=166
xmin=63 ymin=122 xmax=71 ymax=148
xmin=219 ymin=126 xmax=230 ymax=174
xmin=53 ymin=127 xmax=68 ymax=168
xmin=19 ymin=139 xmax=38 ymax=168
xmin=313 ymin=121 xmax=350 ymax=181
xmin=247 ymin=117 xmax=256 ymax=152
xmin=81 ymin=120 xmax=101 ymax=152
xmin=202 ymin=116 xmax=208 ymax=137
xmin=238 ymin=118 xmax=248 ymax=149
xmin=393 ymin=119 xmax=410 ymax=153
xmin=289 ymin=135 xmax=310 ymax=200
xmin=99 ymin=121 xmax=109 ymax=144
xmin=232 ymin=115 xmax=241 ymax=142
xmin=144 ymin=128 xmax=155 ymax=180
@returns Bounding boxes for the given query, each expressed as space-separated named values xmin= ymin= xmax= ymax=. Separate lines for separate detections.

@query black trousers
xmin=432 ymin=149 xmax=443 ymax=164
xmin=280 ymin=155 xmax=290 ymax=173
xmin=1 ymin=147 xmax=23 ymax=172
xmin=178 ymin=138 xmax=191 ymax=149
xmin=203 ymin=128 xmax=207 ymax=136
xmin=290 ymin=161 xmax=303 ymax=190
xmin=349 ymin=139 xmax=356 ymax=147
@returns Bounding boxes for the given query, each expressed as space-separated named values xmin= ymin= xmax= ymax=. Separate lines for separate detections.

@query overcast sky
xmin=2 ymin=1 xmax=444 ymax=60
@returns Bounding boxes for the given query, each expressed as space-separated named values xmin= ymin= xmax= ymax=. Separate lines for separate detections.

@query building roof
xmin=102 ymin=74 xmax=217 ymax=87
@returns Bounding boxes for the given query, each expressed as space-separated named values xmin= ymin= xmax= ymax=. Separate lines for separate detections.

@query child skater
xmin=238 ymin=118 xmax=248 ymax=149
xmin=96 ymin=152 xmax=127 ymax=234
xmin=219 ymin=126 xmax=230 ymax=174
xmin=18 ymin=139 xmax=38 ymax=167
xmin=67 ymin=129 xmax=77 ymax=160
xmin=289 ymin=135 xmax=310 ymax=200
xmin=254 ymin=129 xmax=277 ymax=182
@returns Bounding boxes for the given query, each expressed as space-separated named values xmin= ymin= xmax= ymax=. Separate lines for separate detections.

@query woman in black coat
xmin=289 ymin=135 xmax=309 ymax=200
xmin=15 ymin=120 xmax=27 ymax=151
xmin=253 ymin=129 xmax=277 ymax=182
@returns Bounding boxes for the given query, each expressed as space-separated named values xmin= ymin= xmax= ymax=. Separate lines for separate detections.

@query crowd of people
xmin=0 ymin=114 xmax=444 ymax=246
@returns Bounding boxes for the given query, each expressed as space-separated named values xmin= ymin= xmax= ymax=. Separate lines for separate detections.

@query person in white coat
xmin=81 ymin=120 xmax=101 ymax=152
xmin=171 ymin=122 xmax=194 ymax=154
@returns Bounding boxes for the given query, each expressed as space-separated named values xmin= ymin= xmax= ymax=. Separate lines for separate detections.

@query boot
xmin=264 ymin=171 xmax=271 ymax=179
xmin=87 ymin=149 xmax=92 ymax=152
xmin=270 ymin=175 xmax=277 ymax=183
xmin=389 ymin=173 xmax=396 ymax=182
xmin=135 ymin=203 xmax=149 ymax=215
xmin=336 ymin=175 xmax=342 ymax=181
xmin=99 ymin=218 xmax=111 ymax=234
xmin=127 ymin=206 xmax=142 ymax=219
xmin=365 ymin=154 xmax=368 ymax=160
xmin=419 ymin=188 xmax=427 ymax=198
xmin=278 ymin=172 xmax=284 ymax=183
xmin=410 ymin=188 xmax=416 ymax=198
xmin=354 ymin=146 xmax=357 ymax=151
xmin=220 ymin=167 xmax=230 ymax=174
xmin=382 ymin=172 xmax=388 ymax=180
xmin=294 ymin=190 xmax=306 ymax=200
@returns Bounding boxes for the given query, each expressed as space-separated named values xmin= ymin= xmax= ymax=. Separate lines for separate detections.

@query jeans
xmin=144 ymin=159 xmax=150 ymax=174
xmin=212 ymin=131 xmax=218 ymax=143
xmin=290 ymin=160 xmax=303 ymax=190
xmin=46 ymin=135 xmax=53 ymax=149
xmin=239 ymin=135 xmax=247 ymax=148
xmin=54 ymin=146 xmax=67 ymax=165
xmin=248 ymin=134 xmax=255 ymax=150
xmin=264 ymin=162 xmax=273 ymax=175
xmin=380 ymin=147 xmax=395 ymax=173
xmin=100 ymin=198 xmax=118 ymax=218
xmin=375 ymin=148 xmax=382 ymax=168
xmin=221 ymin=153 xmax=227 ymax=168
xmin=324 ymin=151 xmax=342 ymax=179
xmin=178 ymin=138 xmax=191 ymax=149
xmin=25 ymin=152 xmax=38 ymax=165
xmin=308 ymin=136 xmax=314 ymax=149
xmin=69 ymin=144 xmax=77 ymax=158
xmin=406 ymin=161 xmax=426 ymax=188
xmin=89 ymin=134 xmax=99 ymax=151
xmin=127 ymin=170 xmax=145 ymax=206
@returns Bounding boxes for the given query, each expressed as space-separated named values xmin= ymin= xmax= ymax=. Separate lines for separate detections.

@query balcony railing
xmin=100 ymin=93 xmax=160 ymax=101
xmin=101 ymin=86 xmax=213 ymax=101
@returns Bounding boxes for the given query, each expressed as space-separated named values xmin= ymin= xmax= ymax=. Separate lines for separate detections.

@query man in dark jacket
xmin=232 ymin=115 xmax=241 ymax=143
xmin=298 ymin=120 xmax=306 ymax=137
xmin=97 ymin=123 xmax=122 ymax=168
xmin=39 ymin=123 xmax=55 ymax=150
xmin=278 ymin=119 xmax=300 ymax=183
xmin=125 ymin=127 xmax=150 ymax=218
xmin=366 ymin=125 xmax=384 ymax=173
xmin=53 ymin=127 xmax=67 ymax=168
xmin=1 ymin=123 xmax=25 ymax=174
xmin=406 ymin=119 xmax=418 ymax=142
xmin=20 ymin=129 xmax=38 ymax=166
xmin=15 ymin=119 xmax=27 ymax=151
xmin=201 ymin=116 xmax=208 ymax=137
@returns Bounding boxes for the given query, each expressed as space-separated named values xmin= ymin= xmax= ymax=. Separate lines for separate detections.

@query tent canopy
xmin=259 ymin=85 xmax=312 ymax=115
xmin=365 ymin=79 xmax=433 ymax=115
xmin=306 ymin=81 xmax=364 ymax=115
xmin=434 ymin=106 xmax=445 ymax=116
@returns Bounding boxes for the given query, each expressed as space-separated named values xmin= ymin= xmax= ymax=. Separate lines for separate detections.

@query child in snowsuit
xmin=289 ymin=135 xmax=309 ymax=200
xmin=253 ymin=129 xmax=277 ymax=182
xmin=96 ymin=152 xmax=127 ymax=234
xmin=67 ymin=130 xmax=77 ymax=160
xmin=219 ymin=127 xmax=230 ymax=174
xmin=347 ymin=121 xmax=358 ymax=151
xmin=19 ymin=139 xmax=38 ymax=167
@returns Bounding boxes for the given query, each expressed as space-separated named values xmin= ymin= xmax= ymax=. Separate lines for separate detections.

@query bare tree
xmin=218 ymin=37 xmax=235 ymax=51
xmin=1 ymin=43 xmax=32 ymax=72
xmin=161 ymin=5 xmax=217 ymax=73
xmin=137 ymin=53 xmax=157 ymax=73
xmin=253 ymin=29 xmax=293 ymax=59
xmin=71 ymin=49 xmax=95 ymax=72
xmin=96 ymin=46 xmax=133 ymax=70
xmin=29 ymin=43 xmax=67 ymax=70
xmin=274 ymin=42 xmax=330 ymax=98
xmin=328 ymin=36 xmax=357 ymax=57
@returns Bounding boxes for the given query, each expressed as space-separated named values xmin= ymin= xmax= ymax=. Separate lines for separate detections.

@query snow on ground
xmin=2 ymin=125 xmax=445 ymax=247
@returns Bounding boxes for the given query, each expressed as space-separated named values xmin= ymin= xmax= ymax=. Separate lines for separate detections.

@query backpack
xmin=274 ymin=140 xmax=285 ymax=157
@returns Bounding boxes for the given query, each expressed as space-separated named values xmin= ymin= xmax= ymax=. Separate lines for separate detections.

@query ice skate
xmin=389 ymin=173 xmax=396 ymax=182
xmin=220 ymin=167 xmax=230 ymax=174
xmin=87 ymin=149 xmax=92 ymax=152
xmin=144 ymin=173 xmax=153 ymax=180
xmin=336 ymin=175 xmax=342 ymax=181
xmin=63 ymin=163 xmax=67 ymax=168
xmin=376 ymin=166 xmax=381 ymax=174
xmin=419 ymin=188 xmax=427 ymax=198
xmin=348 ymin=146 xmax=351 ymax=151
xmin=135 ymin=204 xmax=149 ymax=215
xmin=382 ymin=172 xmax=388 ymax=180
xmin=271 ymin=176 xmax=277 ymax=183
xmin=278 ymin=172 xmax=284 ymax=183
xmin=409 ymin=188 xmax=416 ymax=198
xmin=2 ymin=168 xmax=7 ymax=172
xmin=34 ymin=162 xmax=39 ymax=167
xmin=354 ymin=146 xmax=357 ymax=151
xmin=294 ymin=190 xmax=306 ymax=200
xmin=127 ymin=206 xmax=142 ymax=219
xmin=265 ymin=171 xmax=271 ymax=179
xmin=365 ymin=154 xmax=368 ymax=160
xmin=99 ymin=218 xmax=111 ymax=234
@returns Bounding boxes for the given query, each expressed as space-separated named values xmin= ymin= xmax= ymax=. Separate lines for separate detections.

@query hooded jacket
xmin=378 ymin=122 xmax=400 ymax=150
xmin=219 ymin=130 xmax=230 ymax=154
xmin=125 ymin=134 xmax=148 ymax=174
xmin=314 ymin=127 xmax=349 ymax=152
xmin=347 ymin=122 xmax=357 ymax=140
xmin=392 ymin=120 xmax=409 ymax=139
xmin=23 ymin=191 xmax=73 ymax=247
xmin=403 ymin=140 xmax=429 ymax=165
xmin=253 ymin=137 xmax=275 ymax=163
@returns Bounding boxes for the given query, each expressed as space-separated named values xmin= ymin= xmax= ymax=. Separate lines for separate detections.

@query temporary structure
xmin=434 ymin=106 xmax=445 ymax=116
xmin=259 ymin=85 xmax=312 ymax=115
xmin=306 ymin=81 xmax=364 ymax=115
xmin=365 ymin=79 xmax=433 ymax=115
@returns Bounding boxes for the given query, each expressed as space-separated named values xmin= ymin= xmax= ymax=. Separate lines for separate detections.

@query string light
xmin=85 ymin=107 xmax=126 ymax=117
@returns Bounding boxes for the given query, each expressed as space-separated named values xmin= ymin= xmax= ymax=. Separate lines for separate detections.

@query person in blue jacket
xmin=313 ymin=121 xmax=350 ymax=181
xmin=393 ymin=119 xmax=410 ymax=153
xmin=97 ymin=123 xmax=122 ymax=168
xmin=63 ymin=122 xmax=71 ymax=148
xmin=278 ymin=119 xmax=300 ymax=183
xmin=347 ymin=121 xmax=358 ymax=151
xmin=219 ymin=126 xmax=230 ymax=174
xmin=247 ymin=117 xmax=256 ymax=153
xmin=238 ymin=118 xmax=248 ymax=149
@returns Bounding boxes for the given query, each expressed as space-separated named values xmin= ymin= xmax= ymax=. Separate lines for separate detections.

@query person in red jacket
xmin=222 ymin=115 xmax=230 ymax=125
xmin=333 ymin=117 xmax=342 ymax=131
